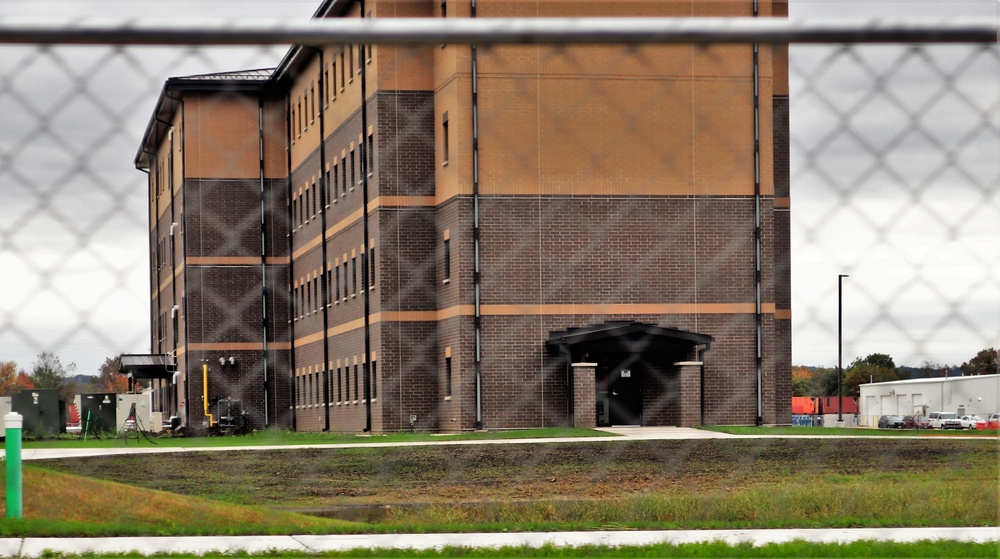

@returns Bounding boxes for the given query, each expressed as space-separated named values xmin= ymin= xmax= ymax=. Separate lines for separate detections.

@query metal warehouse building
xmin=858 ymin=374 xmax=1000 ymax=427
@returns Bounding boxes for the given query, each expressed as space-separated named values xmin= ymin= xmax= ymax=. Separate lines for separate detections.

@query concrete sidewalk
xmin=19 ymin=427 xmax=731 ymax=461
xmin=0 ymin=527 xmax=995 ymax=557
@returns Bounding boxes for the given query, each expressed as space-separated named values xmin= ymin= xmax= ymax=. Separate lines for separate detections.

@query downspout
xmin=752 ymin=0 xmax=764 ymax=426
xmin=560 ymin=342 xmax=573 ymax=426
xmin=140 ymin=154 xmax=156 ymax=358
xmin=311 ymin=47 xmax=332 ymax=432
xmin=471 ymin=0 xmax=483 ymax=430
xmin=286 ymin=87 xmax=297 ymax=431
xmin=164 ymin=92 xmax=190 ymax=430
xmin=257 ymin=93 xmax=272 ymax=428
xmin=698 ymin=345 xmax=708 ymax=425
xmin=359 ymin=2 xmax=373 ymax=433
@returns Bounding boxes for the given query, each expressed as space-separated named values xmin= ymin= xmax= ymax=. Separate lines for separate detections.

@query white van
xmin=928 ymin=411 xmax=961 ymax=429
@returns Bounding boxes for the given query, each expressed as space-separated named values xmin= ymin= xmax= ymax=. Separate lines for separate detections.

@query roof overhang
xmin=118 ymin=354 xmax=176 ymax=380
xmin=547 ymin=321 xmax=713 ymax=355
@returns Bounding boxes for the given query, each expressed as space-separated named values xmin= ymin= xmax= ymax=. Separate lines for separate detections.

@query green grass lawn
xmin=0 ymin=436 xmax=996 ymax=557
xmin=19 ymin=426 xmax=613 ymax=449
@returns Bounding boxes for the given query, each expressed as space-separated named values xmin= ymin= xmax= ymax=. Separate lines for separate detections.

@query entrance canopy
xmin=118 ymin=354 xmax=176 ymax=380
xmin=547 ymin=321 xmax=712 ymax=356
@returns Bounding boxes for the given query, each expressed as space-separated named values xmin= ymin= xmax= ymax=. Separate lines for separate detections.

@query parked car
xmin=902 ymin=414 xmax=930 ymax=429
xmin=959 ymin=415 xmax=985 ymax=430
xmin=928 ymin=411 xmax=962 ymax=429
xmin=878 ymin=415 xmax=905 ymax=429
xmin=985 ymin=413 xmax=1000 ymax=430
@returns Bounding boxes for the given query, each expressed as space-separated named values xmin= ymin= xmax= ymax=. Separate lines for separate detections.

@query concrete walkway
xmin=19 ymin=426 xmax=731 ymax=461
xmin=0 ymin=527 xmax=995 ymax=557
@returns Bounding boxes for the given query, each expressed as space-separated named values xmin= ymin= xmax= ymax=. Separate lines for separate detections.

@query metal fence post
xmin=5 ymin=412 xmax=23 ymax=519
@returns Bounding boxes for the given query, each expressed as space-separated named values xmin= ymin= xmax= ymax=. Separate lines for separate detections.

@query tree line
xmin=793 ymin=347 xmax=998 ymax=398
xmin=0 ymin=352 xmax=129 ymax=400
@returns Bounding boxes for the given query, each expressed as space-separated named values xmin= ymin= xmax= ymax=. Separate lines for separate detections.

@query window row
xmin=154 ymin=232 xmax=175 ymax=271
xmin=292 ymin=248 xmax=376 ymax=320
xmin=291 ymin=133 xmax=375 ymax=231
xmin=291 ymin=44 xmax=368 ymax=140
xmin=296 ymin=360 xmax=378 ymax=407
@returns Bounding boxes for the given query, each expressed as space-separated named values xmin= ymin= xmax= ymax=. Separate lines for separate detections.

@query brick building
xmin=133 ymin=0 xmax=791 ymax=433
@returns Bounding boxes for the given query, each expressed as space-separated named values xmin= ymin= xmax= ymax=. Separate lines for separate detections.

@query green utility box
xmin=11 ymin=388 xmax=63 ymax=436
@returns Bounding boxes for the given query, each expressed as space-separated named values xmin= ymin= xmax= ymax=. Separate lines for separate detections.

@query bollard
xmin=5 ymin=412 xmax=22 ymax=519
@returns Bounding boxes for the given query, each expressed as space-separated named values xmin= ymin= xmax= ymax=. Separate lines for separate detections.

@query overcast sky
xmin=0 ymin=1 xmax=997 ymax=377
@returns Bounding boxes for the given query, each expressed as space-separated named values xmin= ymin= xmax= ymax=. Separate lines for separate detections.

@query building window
xmin=331 ymin=59 xmax=337 ymax=100
xmin=335 ymin=264 xmax=341 ymax=304
xmin=353 ymin=363 xmax=359 ymax=401
xmin=441 ymin=0 xmax=447 ymax=18
xmin=332 ymin=164 xmax=339 ymax=202
xmin=327 ymin=269 xmax=333 ymax=307
xmin=351 ymin=256 xmax=358 ymax=296
xmin=305 ymin=282 xmax=311 ymax=314
xmin=313 ymin=277 xmax=319 ymax=313
xmin=372 ymin=360 xmax=377 ymax=399
xmin=304 ymin=185 xmax=310 ymax=220
xmin=312 ymin=179 xmax=318 ymax=217
xmin=340 ymin=48 xmax=346 ymax=90
xmin=445 ymin=356 xmax=452 ymax=397
xmin=443 ymin=237 xmax=451 ymax=281
xmin=360 ymin=251 xmax=367 ymax=291
xmin=367 ymin=133 xmax=374 ymax=176
xmin=442 ymin=113 xmax=449 ymax=165
xmin=291 ymin=106 xmax=297 ymax=138
xmin=310 ymin=81 xmax=315 ymax=121
xmin=298 ymin=99 xmax=303 ymax=134
xmin=368 ymin=246 xmax=376 ymax=290
xmin=349 ymin=44 xmax=354 ymax=81
xmin=323 ymin=67 xmax=330 ymax=105
xmin=350 ymin=149 xmax=356 ymax=188
xmin=324 ymin=169 xmax=330 ymax=207
xmin=341 ymin=155 xmax=347 ymax=195
xmin=342 ymin=261 xmax=349 ymax=300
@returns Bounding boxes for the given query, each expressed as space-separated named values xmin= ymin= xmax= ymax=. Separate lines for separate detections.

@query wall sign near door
xmin=620 ymin=369 xmax=631 ymax=378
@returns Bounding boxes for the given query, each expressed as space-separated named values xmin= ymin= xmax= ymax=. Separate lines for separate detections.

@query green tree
xmin=844 ymin=353 xmax=904 ymax=397
xmin=30 ymin=352 xmax=76 ymax=399
xmin=960 ymin=348 xmax=998 ymax=376
xmin=813 ymin=367 xmax=840 ymax=397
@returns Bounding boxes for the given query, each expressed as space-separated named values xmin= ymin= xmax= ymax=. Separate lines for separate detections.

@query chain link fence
xmin=0 ymin=10 xmax=997 ymax=548
xmin=1 ymin=15 xmax=996 ymax=397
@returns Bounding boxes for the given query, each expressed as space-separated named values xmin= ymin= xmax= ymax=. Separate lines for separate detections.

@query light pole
xmin=838 ymin=274 xmax=849 ymax=425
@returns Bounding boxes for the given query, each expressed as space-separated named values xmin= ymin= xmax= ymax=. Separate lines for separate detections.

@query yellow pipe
xmin=203 ymin=363 xmax=215 ymax=426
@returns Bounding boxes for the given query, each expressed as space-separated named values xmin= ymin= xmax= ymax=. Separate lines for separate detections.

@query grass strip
xmin=19 ymin=427 xmax=613 ymax=449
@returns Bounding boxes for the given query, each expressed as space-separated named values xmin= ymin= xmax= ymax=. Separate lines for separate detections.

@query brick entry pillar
xmin=675 ymin=361 xmax=703 ymax=427
xmin=571 ymin=362 xmax=597 ymax=428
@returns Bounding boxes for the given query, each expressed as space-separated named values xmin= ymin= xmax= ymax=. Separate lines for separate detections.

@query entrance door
xmin=608 ymin=366 xmax=642 ymax=425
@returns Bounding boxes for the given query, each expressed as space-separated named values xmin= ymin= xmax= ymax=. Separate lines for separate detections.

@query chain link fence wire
xmin=0 ymin=16 xmax=997 ymax=412
xmin=0 ymin=12 xmax=997 ymax=542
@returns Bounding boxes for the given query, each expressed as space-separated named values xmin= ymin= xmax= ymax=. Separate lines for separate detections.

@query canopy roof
xmin=547 ymin=321 xmax=712 ymax=355
xmin=118 ymin=354 xmax=176 ymax=380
